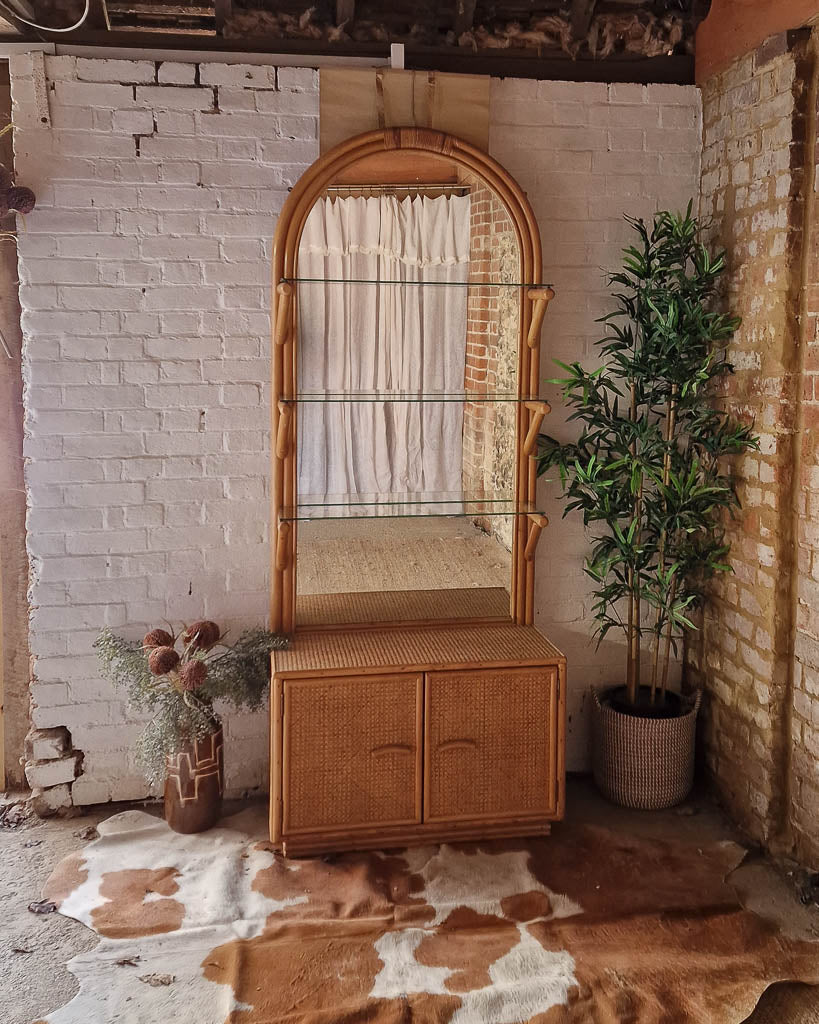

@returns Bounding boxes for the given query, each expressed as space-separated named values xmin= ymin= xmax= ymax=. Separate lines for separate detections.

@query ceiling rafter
xmin=1 ymin=0 xmax=704 ymax=83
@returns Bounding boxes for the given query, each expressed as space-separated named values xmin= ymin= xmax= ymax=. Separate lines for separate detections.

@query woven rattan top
xmin=273 ymin=623 xmax=564 ymax=677
xmin=297 ymin=587 xmax=511 ymax=627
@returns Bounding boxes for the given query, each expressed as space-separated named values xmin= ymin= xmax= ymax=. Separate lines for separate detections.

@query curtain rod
xmin=324 ymin=183 xmax=470 ymax=193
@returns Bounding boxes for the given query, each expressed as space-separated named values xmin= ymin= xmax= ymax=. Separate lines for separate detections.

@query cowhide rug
xmin=37 ymin=809 xmax=819 ymax=1024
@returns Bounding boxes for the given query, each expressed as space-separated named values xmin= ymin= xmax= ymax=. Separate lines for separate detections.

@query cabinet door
xmin=281 ymin=673 xmax=423 ymax=836
xmin=424 ymin=666 xmax=557 ymax=823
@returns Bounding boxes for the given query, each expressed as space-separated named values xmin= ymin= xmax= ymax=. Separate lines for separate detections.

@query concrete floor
xmin=1 ymin=778 xmax=817 ymax=1024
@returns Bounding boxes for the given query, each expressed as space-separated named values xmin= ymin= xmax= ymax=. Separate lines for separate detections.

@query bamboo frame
xmin=269 ymin=127 xmax=552 ymax=633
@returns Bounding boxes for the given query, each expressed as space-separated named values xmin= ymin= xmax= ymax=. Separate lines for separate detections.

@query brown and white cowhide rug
xmin=39 ymin=809 xmax=818 ymax=1024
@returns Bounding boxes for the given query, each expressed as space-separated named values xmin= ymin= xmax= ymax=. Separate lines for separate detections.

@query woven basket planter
xmin=591 ymin=688 xmax=702 ymax=810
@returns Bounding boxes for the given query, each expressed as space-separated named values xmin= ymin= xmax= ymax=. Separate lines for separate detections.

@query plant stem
xmin=660 ymin=577 xmax=677 ymax=702
xmin=632 ymin=493 xmax=642 ymax=698
xmin=626 ymin=566 xmax=635 ymax=701
xmin=626 ymin=381 xmax=639 ymax=703
xmin=650 ymin=386 xmax=678 ymax=704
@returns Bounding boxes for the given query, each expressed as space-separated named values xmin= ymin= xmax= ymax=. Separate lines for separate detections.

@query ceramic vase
xmin=164 ymin=727 xmax=224 ymax=833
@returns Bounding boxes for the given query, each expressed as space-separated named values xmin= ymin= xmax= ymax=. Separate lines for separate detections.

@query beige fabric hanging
xmin=319 ymin=68 xmax=489 ymax=153
xmin=297 ymin=193 xmax=471 ymax=499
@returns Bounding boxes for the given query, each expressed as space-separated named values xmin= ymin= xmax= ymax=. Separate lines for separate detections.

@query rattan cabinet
xmin=279 ymin=672 xmax=423 ymax=837
xmin=424 ymin=666 xmax=558 ymax=824
xmin=267 ymin=128 xmax=567 ymax=852
xmin=270 ymin=625 xmax=565 ymax=855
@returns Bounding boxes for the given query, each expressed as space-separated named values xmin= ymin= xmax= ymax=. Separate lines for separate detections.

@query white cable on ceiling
xmin=0 ymin=0 xmax=89 ymax=33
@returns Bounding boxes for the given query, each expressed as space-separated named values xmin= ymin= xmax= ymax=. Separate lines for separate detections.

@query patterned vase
xmin=164 ymin=727 xmax=224 ymax=834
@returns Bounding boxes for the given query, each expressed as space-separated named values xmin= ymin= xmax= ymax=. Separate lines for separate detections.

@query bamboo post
xmin=522 ymin=400 xmax=551 ymax=457
xmin=526 ymin=287 xmax=555 ymax=350
xmin=524 ymin=513 xmax=549 ymax=562
xmin=275 ymin=521 xmax=291 ymax=572
xmin=275 ymin=401 xmax=293 ymax=460
xmin=274 ymin=282 xmax=293 ymax=348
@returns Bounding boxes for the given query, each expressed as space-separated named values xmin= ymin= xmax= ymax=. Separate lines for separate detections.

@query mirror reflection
xmin=293 ymin=175 xmax=523 ymax=626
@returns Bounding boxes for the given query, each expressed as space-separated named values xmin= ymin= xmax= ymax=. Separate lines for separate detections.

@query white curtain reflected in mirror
xmin=297 ymin=194 xmax=470 ymax=496
xmin=294 ymin=185 xmax=521 ymax=625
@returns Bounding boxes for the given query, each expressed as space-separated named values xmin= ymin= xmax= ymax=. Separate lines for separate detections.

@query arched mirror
xmin=268 ymin=130 xmax=565 ymax=855
xmin=270 ymin=129 xmax=553 ymax=634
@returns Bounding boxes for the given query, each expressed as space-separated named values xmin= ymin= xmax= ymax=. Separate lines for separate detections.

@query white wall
xmin=489 ymin=78 xmax=700 ymax=767
xmin=10 ymin=55 xmax=319 ymax=802
xmin=10 ymin=56 xmax=700 ymax=803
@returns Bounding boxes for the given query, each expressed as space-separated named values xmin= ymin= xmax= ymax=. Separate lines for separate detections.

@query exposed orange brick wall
xmin=695 ymin=0 xmax=819 ymax=83
xmin=462 ymin=178 xmax=518 ymax=549
xmin=793 ymin=34 xmax=819 ymax=862
xmin=691 ymin=28 xmax=819 ymax=867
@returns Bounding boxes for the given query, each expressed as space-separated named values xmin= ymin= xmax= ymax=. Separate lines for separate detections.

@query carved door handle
xmin=371 ymin=743 xmax=413 ymax=757
xmin=437 ymin=739 xmax=478 ymax=752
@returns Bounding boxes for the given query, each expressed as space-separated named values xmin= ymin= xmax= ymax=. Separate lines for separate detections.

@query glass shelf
xmin=282 ymin=390 xmax=538 ymax=404
xmin=281 ymin=492 xmax=538 ymax=522
xmin=282 ymin=277 xmax=552 ymax=289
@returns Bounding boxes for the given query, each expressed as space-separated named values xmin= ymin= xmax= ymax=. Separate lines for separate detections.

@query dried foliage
xmin=224 ymin=5 xmax=690 ymax=58
xmin=95 ymin=623 xmax=288 ymax=781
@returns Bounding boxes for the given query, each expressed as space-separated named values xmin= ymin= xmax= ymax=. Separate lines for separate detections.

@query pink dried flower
xmin=179 ymin=660 xmax=207 ymax=691
xmin=148 ymin=646 xmax=180 ymax=676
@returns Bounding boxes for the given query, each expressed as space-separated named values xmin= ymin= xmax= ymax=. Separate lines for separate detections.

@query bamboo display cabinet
xmin=268 ymin=127 xmax=566 ymax=854
xmin=271 ymin=625 xmax=565 ymax=855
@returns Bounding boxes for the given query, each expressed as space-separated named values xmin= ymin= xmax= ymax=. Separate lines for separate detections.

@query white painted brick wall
xmin=10 ymin=54 xmax=318 ymax=803
xmin=10 ymin=56 xmax=700 ymax=801
xmin=489 ymin=78 xmax=701 ymax=768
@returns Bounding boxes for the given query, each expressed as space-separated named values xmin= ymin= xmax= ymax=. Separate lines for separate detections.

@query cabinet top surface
xmin=272 ymin=623 xmax=564 ymax=677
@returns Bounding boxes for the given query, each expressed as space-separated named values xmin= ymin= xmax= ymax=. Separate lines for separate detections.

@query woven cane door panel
xmin=282 ymin=673 xmax=422 ymax=835
xmin=424 ymin=666 xmax=556 ymax=823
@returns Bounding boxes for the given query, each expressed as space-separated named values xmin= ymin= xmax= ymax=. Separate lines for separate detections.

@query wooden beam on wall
xmin=570 ymin=0 xmax=596 ymax=41
xmin=0 ymin=65 xmax=30 ymax=790
xmin=453 ymin=0 xmax=477 ymax=37
xmin=85 ymin=0 xmax=111 ymax=31
xmin=336 ymin=0 xmax=354 ymax=26
xmin=214 ymin=0 xmax=231 ymax=36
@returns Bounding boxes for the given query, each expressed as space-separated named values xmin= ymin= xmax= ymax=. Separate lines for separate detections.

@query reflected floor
xmin=298 ymin=587 xmax=511 ymax=627
xmin=297 ymin=517 xmax=512 ymax=599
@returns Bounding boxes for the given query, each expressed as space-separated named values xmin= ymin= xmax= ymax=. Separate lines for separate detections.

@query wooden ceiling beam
xmin=0 ymin=27 xmax=694 ymax=84
xmin=86 ymin=0 xmax=111 ymax=31
xmin=453 ymin=0 xmax=477 ymax=37
xmin=214 ymin=0 xmax=231 ymax=36
xmin=570 ymin=0 xmax=596 ymax=41
xmin=336 ymin=0 xmax=355 ymax=26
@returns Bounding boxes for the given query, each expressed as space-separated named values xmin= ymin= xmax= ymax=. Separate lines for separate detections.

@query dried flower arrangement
xmin=0 ymin=123 xmax=36 ymax=241
xmin=94 ymin=621 xmax=288 ymax=782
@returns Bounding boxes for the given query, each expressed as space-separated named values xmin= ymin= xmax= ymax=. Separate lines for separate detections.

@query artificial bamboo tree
xmin=538 ymin=203 xmax=758 ymax=711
